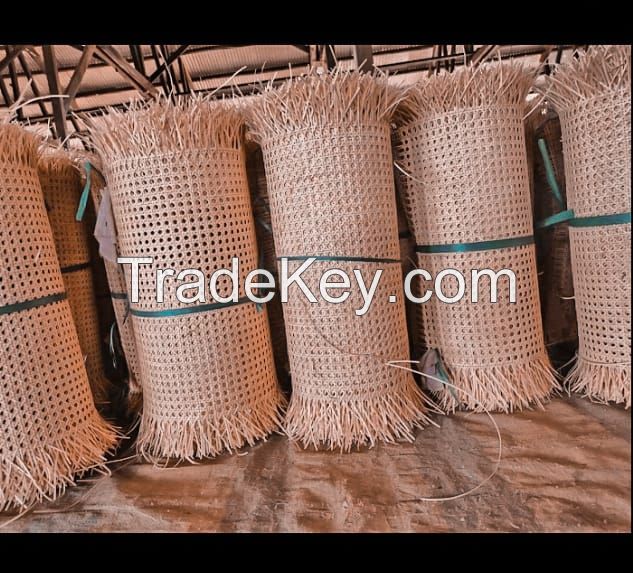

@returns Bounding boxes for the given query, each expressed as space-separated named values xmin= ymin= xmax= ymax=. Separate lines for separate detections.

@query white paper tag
xmin=94 ymin=188 xmax=119 ymax=263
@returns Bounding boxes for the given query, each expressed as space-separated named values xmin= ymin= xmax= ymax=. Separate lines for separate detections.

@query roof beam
xmin=352 ymin=45 xmax=373 ymax=72
xmin=470 ymin=44 xmax=498 ymax=66
xmin=0 ymin=76 xmax=12 ymax=107
xmin=6 ymin=48 xmax=24 ymax=120
xmin=0 ymin=45 xmax=27 ymax=74
xmin=64 ymin=44 xmax=96 ymax=112
xmin=93 ymin=45 xmax=157 ymax=96
xmin=42 ymin=45 xmax=67 ymax=141
xmin=149 ymin=44 xmax=190 ymax=82
xmin=129 ymin=44 xmax=146 ymax=75
xmin=18 ymin=53 xmax=48 ymax=116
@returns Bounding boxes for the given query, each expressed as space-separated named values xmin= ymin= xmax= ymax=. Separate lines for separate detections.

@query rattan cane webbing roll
xmin=0 ymin=125 xmax=117 ymax=511
xmin=248 ymin=72 xmax=429 ymax=451
xmin=37 ymin=151 xmax=110 ymax=406
xmin=89 ymin=99 xmax=285 ymax=460
xmin=395 ymin=63 xmax=559 ymax=413
xmin=86 ymin=163 xmax=142 ymax=402
xmin=546 ymin=45 xmax=631 ymax=407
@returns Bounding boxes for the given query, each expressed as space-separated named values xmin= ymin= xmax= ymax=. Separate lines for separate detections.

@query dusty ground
xmin=2 ymin=396 xmax=630 ymax=533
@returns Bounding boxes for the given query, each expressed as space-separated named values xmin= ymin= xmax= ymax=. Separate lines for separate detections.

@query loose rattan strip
xmin=89 ymin=98 xmax=285 ymax=461
xmin=395 ymin=62 xmax=559 ymax=412
xmin=545 ymin=45 xmax=631 ymax=407
xmin=248 ymin=71 xmax=430 ymax=451
xmin=0 ymin=124 xmax=117 ymax=511
xmin=38 ymin=151 xmax=110 ymax=405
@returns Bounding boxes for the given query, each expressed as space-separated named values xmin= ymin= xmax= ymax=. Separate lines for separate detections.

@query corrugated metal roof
xmin=1 ymin=44 xmax=579 ymax=127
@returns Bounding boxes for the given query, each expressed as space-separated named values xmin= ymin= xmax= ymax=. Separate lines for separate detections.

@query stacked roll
xmin=38 ymin=149 xmax=111 ymax=406
xmin=248 ymin=71 xmax=430 ymax=451
xmin=395 ymin=62 xmax=559 ymax=412
xmin=0 ymin=123 xmax=117 ymax=511
xmin=89 ymin=98 xmax=285 ymax=461
xmin=546 ymin=45 xmax=631 ymax=407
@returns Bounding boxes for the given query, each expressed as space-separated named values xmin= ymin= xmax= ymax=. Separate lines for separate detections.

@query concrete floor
xmin=2 ymin=396 xmax=630 ymax=532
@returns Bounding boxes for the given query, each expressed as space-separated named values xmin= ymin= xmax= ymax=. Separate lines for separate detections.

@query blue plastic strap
xmin=75 ymin=162 xmax=92 ymax=222
xmin=0 ymin=292 xmax=67 ymax=316
xmin=60 ymin=261 xmax=91 ymax=274
xmin=569 ymin=212 xmax=631 ymax=228
xmin=416 ymin=235 xmax=534 ymax=254
xmin=536 ymin=209 xmax=575 ymax=229
xmin=537 ymin=138 xmax=564 ymax=206
xmin=130 ymin=296 xmax=256 ymax=318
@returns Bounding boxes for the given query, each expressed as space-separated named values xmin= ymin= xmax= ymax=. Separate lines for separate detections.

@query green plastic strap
xmin=537 ymin=138 xmax=564 ymax=207
xmin=130 ymin=296 xmax=256 ymax=318
xmin=569 ymin=212 xmax=631 ymax=227
xmin=60 ymin=261 xmax=91 ymax=274
xmin=278 ymin=255 xmax=401 ymax=264
xmin=0 ymin=292 xmax=67 ymax=316
xmin=75 ymin=162 xmax=92 ymax=222
xmin=416 ymin=235 xmax=534 ymax=254
xmin=110 ymin=292 xmax=128 ymax=300
xmin=536 ymin=209 xmax=575 ymax=229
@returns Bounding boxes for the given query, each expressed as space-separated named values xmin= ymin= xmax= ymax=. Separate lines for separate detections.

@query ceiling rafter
xmin=0 ymin=45 xmax=27 ymax=74
xmin=90 ymin=45 xmax=158 ymax=96
xmin=64 ymin=45 xmax=96 ymax=112
xmin=42 ymin=45 xmax=67 ymax=141
xmin=149 ymin=44 xmax=190 ymax=82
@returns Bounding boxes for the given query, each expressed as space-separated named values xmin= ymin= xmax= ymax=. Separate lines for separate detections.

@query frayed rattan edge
xmin=283 ymin=378 xmax=431 ymax=452
xmin=434 ymin=354 xmax=561 ymax=414
xmin=136 ymin=391 xmax=287 ymax=463
xmin=567 ymin=357 xmax=631 ymax=409
xmin=0 ymin=413 xmax=119 ymax=512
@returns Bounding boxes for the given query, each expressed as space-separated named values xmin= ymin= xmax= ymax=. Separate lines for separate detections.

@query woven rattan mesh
xmin=250 ymin=74 xmax=429 ymax=450
xmin=0 ymin=125 xmax=117 ymax=511
xmin=94 ymin=108 xmax=285 ymax=461
xmin=395 ymin=64 xmax=558 ymax=412
xmin=548 ymin=46 xmax=631 ymax=407
xmin=38 ymin=158 xmax=110 ymax=404
xmin=263 ymin=125 xmax=401 ymax=258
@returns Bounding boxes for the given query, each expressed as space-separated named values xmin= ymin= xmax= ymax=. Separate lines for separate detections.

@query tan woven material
xmin=0 ymin=124 xmax=117 ymax=511
xmin=245 ymin=145 xmax=290 ymax=387
xmin=89 ymin=98 xmax=285 ymax=461
xmin=85 ymin=163 xmax=142 ymax=406
xmin=527 ymin=105 xmax=578 ymax=349
xmin=37 ymin=150 xmax=110 ymax=405
xmin=545 ymin=45 xmax=631 ymax=407
xmin=395 ymin=62 xmax=559 ymax=413
xmin=248 ymin=71 xmax=430 ymax=451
